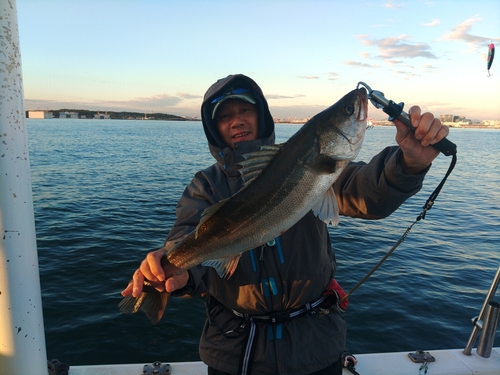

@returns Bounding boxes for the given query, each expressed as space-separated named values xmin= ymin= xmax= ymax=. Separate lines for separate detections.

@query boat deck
xmin=68 ymin=347 xmax=500 ymax=375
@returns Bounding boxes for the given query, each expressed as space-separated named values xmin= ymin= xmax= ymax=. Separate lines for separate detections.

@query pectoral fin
xmin=203 ymin=253 xmax=242 ymax=278
xmin=312 ymin=187 xmax=340 ymax=225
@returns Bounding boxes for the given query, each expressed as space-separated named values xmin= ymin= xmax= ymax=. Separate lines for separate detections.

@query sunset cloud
xmin=265 ymin=94 xmax=304 ymax=100
xmin=25 ymin=94 xmax=186 ymax=113
xmin=441 ymin=16 xmax=492 ymax=50
xmin=357 ymin=34 xmax=437 ymax=59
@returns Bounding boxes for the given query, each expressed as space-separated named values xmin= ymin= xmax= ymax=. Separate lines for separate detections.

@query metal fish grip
xmin=356 ymin=82 xmax=457 ymax=157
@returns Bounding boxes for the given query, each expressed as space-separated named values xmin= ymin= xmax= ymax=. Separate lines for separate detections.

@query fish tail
xmin=118 ymin=282 xmax=170 ymax=325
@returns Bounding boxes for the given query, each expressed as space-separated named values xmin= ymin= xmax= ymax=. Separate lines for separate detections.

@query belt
xmin=231 ymin=295 xmax=328 ymax=324
xmin=234 ymin=295 xmax=330 ymax=375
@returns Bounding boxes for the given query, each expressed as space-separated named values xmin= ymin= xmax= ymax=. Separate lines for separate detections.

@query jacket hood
xmin=201 ymin=74 xmax=275 ymax=150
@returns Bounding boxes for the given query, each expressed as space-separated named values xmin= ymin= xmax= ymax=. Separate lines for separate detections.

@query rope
xmin=340 ymin=153 xmax=457 ymax=303
xmin=419 ymin=361 xmax=429 ymax=375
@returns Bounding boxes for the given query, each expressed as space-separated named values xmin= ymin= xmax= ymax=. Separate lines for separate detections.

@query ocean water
xmin=25 ymin=119 xmax=499 ymax=366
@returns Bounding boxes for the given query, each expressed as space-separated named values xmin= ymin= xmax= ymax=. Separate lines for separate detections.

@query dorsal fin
xmin=238 ymin=144 xmax=282 ymax=186
xmin=194 ymin=144 xmax=283 ymax=238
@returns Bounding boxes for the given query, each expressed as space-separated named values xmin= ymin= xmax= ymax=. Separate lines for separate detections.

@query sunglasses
xmin=210 ymin=88 xmax=250 ymax=104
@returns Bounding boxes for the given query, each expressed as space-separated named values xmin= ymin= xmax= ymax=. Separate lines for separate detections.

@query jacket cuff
xmin=385 ymin=148 xmax=429 ymax=193
xmin=170 ymin=267 xmax=204 ymax=296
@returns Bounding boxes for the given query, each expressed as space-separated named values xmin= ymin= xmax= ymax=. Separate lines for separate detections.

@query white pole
xmin=0 ymin=1 xmax=48 ymax=374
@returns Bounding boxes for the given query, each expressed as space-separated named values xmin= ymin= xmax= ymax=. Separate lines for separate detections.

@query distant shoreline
xmin=27 ymin=112 xmax=500 ymax=129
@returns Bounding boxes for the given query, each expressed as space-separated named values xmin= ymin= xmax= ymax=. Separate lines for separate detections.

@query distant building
xmin=440 ymin=114 xmax=468 ymax=124
xmin=28 ymin=110 xmax=53 ymax=119
xmin=482 ymin=120 xmax=500 ymax=127
xmin=94 ymin=111 xmax=110 ymax=119
xmin=59 ymin=111 xmax=79 ymax=119
xmin=440 ymin=114 xmax=454 ymax=122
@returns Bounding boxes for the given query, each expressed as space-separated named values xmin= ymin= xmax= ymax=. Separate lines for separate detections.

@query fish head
xmin=316 ymin=87 xmax=368 ymax=161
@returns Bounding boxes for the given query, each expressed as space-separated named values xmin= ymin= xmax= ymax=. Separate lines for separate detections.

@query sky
xmin=16 ymin=0 xmax=500 ymax=121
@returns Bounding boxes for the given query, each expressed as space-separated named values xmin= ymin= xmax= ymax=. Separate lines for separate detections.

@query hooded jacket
xmin=165 ymin=74 xmax=427 ymax=375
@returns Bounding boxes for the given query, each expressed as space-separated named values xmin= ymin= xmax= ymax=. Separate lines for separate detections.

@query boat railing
xmin=463 ymin=265 xmax=500 ymax=357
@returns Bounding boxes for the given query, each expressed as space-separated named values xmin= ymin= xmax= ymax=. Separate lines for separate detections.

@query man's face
xmin=214 ymin=99 xmax=259 ymax=149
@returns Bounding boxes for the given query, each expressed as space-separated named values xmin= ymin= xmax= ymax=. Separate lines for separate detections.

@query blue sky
xmin=17 ymin=0 xmax=500 ymax=121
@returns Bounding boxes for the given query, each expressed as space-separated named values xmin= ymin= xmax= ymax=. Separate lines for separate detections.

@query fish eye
xmin=344 ymin=105 xmax=354 ymax=115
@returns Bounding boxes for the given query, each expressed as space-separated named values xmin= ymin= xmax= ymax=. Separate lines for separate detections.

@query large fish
xmin=119 ymin=87 xmax=368 ymax=324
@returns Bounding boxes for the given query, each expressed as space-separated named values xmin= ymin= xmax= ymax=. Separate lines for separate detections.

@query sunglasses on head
xmin=210 ymin=88 xmax=250 ymax=104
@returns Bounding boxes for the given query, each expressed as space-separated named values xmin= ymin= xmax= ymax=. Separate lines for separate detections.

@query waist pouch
xmin=322 ymin=278 xmax=349 ymax=312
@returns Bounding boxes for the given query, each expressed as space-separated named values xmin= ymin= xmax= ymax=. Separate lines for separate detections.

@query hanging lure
xmin=487 ymin=43 xmax=495 ymax=77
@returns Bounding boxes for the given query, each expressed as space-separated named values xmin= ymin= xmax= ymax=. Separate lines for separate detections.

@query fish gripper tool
xmin=357 ymin=82 xmax=457 ymax=157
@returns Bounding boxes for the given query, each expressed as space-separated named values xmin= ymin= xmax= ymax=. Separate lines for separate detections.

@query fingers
xmin=142 ymin=250 xmax=166 ymax=282
xmin=434 ymin=124 xmax=449 ymax=143
xmin=165 ymin=271 xmax=189 ymax=293
xmin=132 ymin=268 xmax=145 ymax=297
xmin=120 ymin=269 xmax=145 ymax=298
xmin=406 ymin=106 xmax=449 ymax=147
xmin=121 ymin=248 xmax=168 ymax=298
xmin=121 ymin=280 xmax=133 ymax=297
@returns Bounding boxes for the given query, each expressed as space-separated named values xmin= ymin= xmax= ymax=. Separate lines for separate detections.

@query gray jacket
xmin=165 ymin=74 xmax=427 ymax=375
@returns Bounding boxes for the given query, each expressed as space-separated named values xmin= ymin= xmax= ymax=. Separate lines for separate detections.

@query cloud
xmin=422 ymin=64 xmax=438 ymax=74
xmin=357 ymin=34 xmax=437 ymax=59
xmin=423 ymin=19 xmax=440 ymax=27
xmin=25 ymin=93 xmax=187 ymax=113
xmin=385 ymin=1 xmax=403 ymax=9
xmin=343 ymin=61 xmax=380 ymax=68
xmin=297 ymin=76 xmax=320 ymax=79
xmin=384 ymin=59 xmax=406 ymax=66
xmin=440 ymin=16 xmax=493 ymax=50
xmin=391 ymin=69 xmax=418 ymax=77
xmin=176 ymin=92 xmax=202 ymax=100
xmin=123 ymin=94 xmax=183 ymax=107
xmin=327 ymin=72 xmax=339 ymax=80
xmin=266 ymin=94 xmax=305 ymax=100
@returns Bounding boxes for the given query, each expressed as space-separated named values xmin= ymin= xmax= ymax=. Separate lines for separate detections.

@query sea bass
xmin=119 ymin=88 xmax=368 ymax=324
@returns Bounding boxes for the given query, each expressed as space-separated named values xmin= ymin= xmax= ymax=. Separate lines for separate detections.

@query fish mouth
xmin=332 ymin=89 xmax=368 ymax=145
xmin=357 ymin=88 xmax=368 ymax=122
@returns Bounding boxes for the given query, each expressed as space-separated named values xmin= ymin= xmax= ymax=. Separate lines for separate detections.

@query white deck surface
xmin=68 ymin=347 xmax=500 ymax=375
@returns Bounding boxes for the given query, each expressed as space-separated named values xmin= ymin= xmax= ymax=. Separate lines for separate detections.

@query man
xmin=122 ymin=74 xmax=449 ymax=375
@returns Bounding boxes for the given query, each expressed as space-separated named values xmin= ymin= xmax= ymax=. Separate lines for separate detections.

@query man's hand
xmin=121 ymin=247 xmax=189 ymax=297
xmin=392 ymin=106 xmax=449 ymax=174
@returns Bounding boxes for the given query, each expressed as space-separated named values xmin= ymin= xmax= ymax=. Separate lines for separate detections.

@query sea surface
xmin=25 ymin=119 xmax=499 ymax=366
